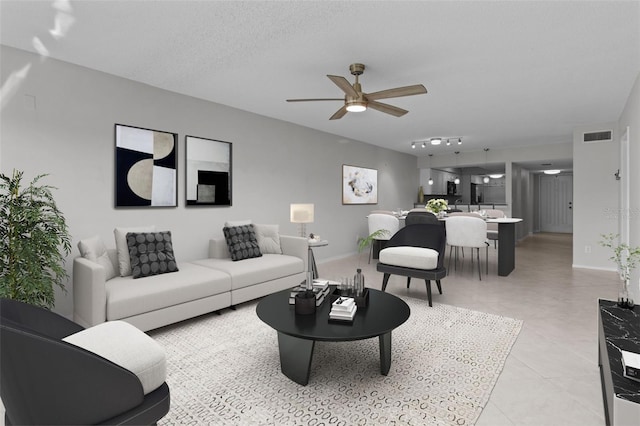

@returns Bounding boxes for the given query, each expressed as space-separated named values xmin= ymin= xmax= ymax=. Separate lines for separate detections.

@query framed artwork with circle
xmin=115 ymin=124 xmax=178 ymax=207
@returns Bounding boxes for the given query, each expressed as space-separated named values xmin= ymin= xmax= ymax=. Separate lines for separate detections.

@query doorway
xmin=539 ymin=174 xmax=573 ymax=233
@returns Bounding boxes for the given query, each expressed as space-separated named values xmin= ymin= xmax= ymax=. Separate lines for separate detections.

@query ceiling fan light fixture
xmin=544 ymin=169 xmax=561 ymax=175
xmin=430 ymin=138 xmax=442 ymax=145
xmin=345 ymin=100 xmax=367 ymax=112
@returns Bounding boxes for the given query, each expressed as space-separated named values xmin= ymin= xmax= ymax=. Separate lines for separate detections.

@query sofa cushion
xmin=114 ymin=226 xmax=155 ymax=276
xmin=105 ymin=262 xmax=231 ymax=321
xmin=224 ymin=219 xmax=252 ymax=227
xmin=78 ymin=235 xmax=117 ymax=280
xmin=63 ymin=320 xmax=165 ymax=395
xmin=126 ymin=231 xmax=179 ymax=279
xmin=223 ymin=225 xmax=262 ymax=261
xmin=254 ymin=224 xmax=282 ymax=254
xmin=379 ymin=246 xmax=439 ymax=270
xmin=193 ymin=254 xmax=303 ymax=290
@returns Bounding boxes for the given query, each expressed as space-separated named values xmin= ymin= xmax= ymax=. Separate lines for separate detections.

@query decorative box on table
xmin=330 ymin=286 xmax=369 ymax=308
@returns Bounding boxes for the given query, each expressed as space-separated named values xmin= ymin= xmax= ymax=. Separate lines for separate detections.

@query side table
xmin=308 ymin=239 xmax=328 ymax=279
xmin=598 ymin=299 xmax=640 ymax=426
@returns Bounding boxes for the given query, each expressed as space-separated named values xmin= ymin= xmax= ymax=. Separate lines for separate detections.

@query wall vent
xmin=583 ymin=130 xmax=612 ymax=143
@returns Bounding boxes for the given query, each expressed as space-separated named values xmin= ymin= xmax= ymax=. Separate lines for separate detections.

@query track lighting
xmin=411 ymin=142 xmax=416 ymax=149
xmin=457 ymin=138 xmax=462 ymax=145
xmin=446 ymin=139 xmax=451 ymax=146
xmin=422 ymin=142 xmax=426 ymax=148
xmin=430 ymin=138 xmax=442 ymax=145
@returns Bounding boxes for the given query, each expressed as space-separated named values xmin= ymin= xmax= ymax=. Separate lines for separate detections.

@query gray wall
xmin=0 ymin=46 xmax=418 ymax=316
xmin=572 ymin=121 xmax=619 ymax=270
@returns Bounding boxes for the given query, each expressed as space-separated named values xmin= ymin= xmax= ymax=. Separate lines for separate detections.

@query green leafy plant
xmin=426 ymin=198 xmax=448 ymax=213
xmin=0 ymin=170 xmax=71 ymax=308
xmin=357 ymin=229 xmax=390 ymax=254
xmin=599 ymin=233 xmax=640 ymax=283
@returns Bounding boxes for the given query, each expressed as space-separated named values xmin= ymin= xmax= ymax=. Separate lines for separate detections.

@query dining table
xmin=438 ymin=215 xmax=523 ymax=276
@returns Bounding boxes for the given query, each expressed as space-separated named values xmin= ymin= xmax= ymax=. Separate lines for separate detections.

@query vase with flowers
xmin=426 ymin=198 xmax=448 ymax=218
xmin=599 ymin=233 xmax=640 ymax=309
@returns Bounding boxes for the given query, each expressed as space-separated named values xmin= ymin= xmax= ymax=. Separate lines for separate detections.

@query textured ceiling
xmin=1 ymin=1 xmax=639 ymax=169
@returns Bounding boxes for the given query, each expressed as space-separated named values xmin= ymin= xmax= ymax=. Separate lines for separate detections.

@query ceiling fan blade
xmin=366 ymin=84 xmax=427 ymax=101
xmin=286 ymin=98 xmax=344 ymax=102
xmin=367 ymin=101 xmax=408 ymax=117
xmin=329 ymin=105 xmax=348 ymax=120
xmin=327 ymin=75 xmax=359 ymax=97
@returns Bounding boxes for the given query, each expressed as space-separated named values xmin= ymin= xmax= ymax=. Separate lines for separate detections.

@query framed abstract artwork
xmin=115 ymin=124 xmax=178 ymax=207
xmin=185 ymin=135 xmax=232 ymax=206
xmin=342 ymin=164 xmax=378 ymax=205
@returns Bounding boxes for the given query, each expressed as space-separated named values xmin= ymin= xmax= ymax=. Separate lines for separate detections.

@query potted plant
xmin=599 ymin=233 xmax=640 ymax=308
xmin=0 ymin=170 xmax=71 ymax=308
xmin=426 ymin=198 xmax=448 ymax=217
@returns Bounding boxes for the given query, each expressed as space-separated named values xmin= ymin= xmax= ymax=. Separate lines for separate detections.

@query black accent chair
xmin=376 ymin=223 xmax=447 ymax=306
xmin=404 ymin=210 xmax=440 ymax=226
xmin=0 ymin=298 xmax=170 ymax=425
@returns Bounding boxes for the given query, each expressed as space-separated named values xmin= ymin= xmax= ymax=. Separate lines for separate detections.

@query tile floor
xmin=0 ymin=233 xmax=618 ymax=425
xmin=317 ymin=232 xmax=618 ymax=426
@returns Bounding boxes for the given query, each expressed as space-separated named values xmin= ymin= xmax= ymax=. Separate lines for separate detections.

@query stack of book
xmin=329 ymin=297 xmax=357 ymax=322
xmin=289 ymin=280 xmax=332 ymax=306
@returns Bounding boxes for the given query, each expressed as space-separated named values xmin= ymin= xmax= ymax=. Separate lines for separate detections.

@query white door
xmin=539 ymin=174 xmax=573 ymax=233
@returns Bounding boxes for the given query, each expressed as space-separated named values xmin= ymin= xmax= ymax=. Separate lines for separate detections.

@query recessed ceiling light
xmin=544 ymin=169 xmax=561 ymax=175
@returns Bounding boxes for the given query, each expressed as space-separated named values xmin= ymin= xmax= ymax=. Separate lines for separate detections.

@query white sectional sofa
xmin=73 ymin=233 xmax=308 ymax=332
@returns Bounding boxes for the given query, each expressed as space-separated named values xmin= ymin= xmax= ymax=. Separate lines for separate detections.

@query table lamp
xmin=290 ymin=203 xmax=314 ymax=238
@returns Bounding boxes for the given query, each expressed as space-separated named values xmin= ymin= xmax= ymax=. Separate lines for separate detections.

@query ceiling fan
xmin=286 ymin=63 xmax=427 ymax=120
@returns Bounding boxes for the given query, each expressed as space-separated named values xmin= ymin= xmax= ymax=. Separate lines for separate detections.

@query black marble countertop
xmin=599 ymin=299 xmax=640 ymax=404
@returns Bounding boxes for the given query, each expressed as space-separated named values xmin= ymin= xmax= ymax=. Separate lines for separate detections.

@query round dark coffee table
xmin=256 ymin=287 xmax=410 ymax=385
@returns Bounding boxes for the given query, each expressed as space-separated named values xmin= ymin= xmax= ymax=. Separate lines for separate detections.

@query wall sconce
xmin=290 ymin=203 xmax=314 ymax=237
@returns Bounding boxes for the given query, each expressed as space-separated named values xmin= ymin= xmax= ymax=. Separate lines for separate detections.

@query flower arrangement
xmin=599 ymin=233 xmax=640 ymax=308
xmin=426 ymin=198 xmax=448 ymax=214
xmin=599 ymin=233 xmax=640 ymax=283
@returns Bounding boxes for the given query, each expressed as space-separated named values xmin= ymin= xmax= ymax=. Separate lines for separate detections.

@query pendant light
xmin=428 ymin=154 xmax=434 ymax=185
xmin=483 ymin=148 xmax=490 ymax=183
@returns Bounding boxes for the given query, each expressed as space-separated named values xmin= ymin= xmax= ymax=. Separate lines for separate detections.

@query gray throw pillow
xmin=223 ymin=224 xmax=262 ymax=261
xmin=126 ymin=231 xmax=179 ymax=279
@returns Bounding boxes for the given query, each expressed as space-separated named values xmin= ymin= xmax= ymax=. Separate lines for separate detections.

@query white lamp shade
xmin=290 ymin=203 xmax=314 ymax=223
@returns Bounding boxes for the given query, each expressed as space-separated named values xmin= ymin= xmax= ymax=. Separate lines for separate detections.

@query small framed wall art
xmin=185 ymin=135 xmax=232 ymax=206
xmin=115 ymin=124 xmax=178 ymax=207
xmin=342 ymin=164 xmax=378 ymax=205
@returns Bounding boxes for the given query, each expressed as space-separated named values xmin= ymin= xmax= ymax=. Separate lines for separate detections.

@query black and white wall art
xmin=342 ymin=164 xmax=378 ymax=205
xmin=115 ymin=124 xmax=178 ymax=207
xmin=185 ymin=135 xmax=232 ymax=206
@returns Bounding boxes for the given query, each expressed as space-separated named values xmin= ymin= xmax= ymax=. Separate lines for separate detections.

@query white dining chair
xmin=367 ymin=213 xmax=400 ymax=264
xmin=484 ymin=209 xmax=506 ymax=248
xmin=445 ymin=215 xmax=490 ymax=280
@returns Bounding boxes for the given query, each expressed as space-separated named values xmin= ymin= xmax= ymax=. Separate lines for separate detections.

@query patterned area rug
xmin=151 ymin=297 xmax=522 ymax=425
